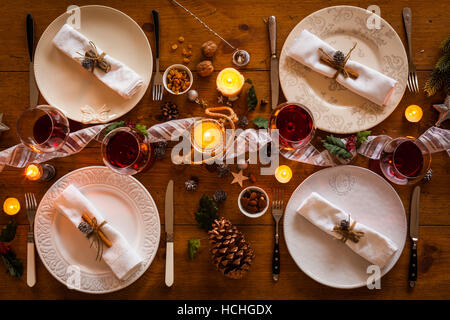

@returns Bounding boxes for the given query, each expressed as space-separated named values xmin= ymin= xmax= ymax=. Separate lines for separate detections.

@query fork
xmin=151 ymin=10 xmax=163 ymax=101
xmin=25 ymin=193 xmax=37 ymax=287
xmin=271 ymin=188 xmax=284 ymax=282
xmin=403 ymin=8 xmax=419 ymax=93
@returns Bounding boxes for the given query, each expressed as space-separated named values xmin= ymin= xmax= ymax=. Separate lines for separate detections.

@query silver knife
xmin=165 ymin=180 xmax=174 ymax=287
xmin=268 ymin=16 xmax=279 ymax=109
xmin=27 ymin=14 xmax=39 ymax=108
xmin=409 ymin=185 xmax=420 ymax=287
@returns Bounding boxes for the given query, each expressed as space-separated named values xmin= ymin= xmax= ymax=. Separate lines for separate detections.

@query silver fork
xmin=25 ymin=193 xmax=37 ymax=287
xmin=403 ymin=8 xmax=419 ymax=93
xmin=271 ymin=188 xmax=284 ymax=282
xmin=152 ymin=10 xmax=163 ymax=101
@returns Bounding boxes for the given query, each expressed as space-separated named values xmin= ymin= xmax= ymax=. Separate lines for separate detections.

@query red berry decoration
xmin=346 ymin=135 xmax=357 ymax=151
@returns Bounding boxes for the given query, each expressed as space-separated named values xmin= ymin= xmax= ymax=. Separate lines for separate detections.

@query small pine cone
xmin=78 ymin=221 xmax=93 ymax=236
xmin=184 ymin=177 xmax=198 ymax=191
xmin=217 ymin=164 xmax=230 ymax=177
xmin=333 ymin=50 xmax=345 ymax=66
xmin=160 ymin=102 xmax=179 ymax=120
xmin=237 ymin=115 xmax=248 ymax=128
xmin=208 ymin=218 xmax=255 ymax=279
xmin=153 ymin=141 xmax=168 ymax=159
xmin=213 ymin=190 xmax=227 ymax=203
xmin=81 ymin=58 xmax=94 ymax=70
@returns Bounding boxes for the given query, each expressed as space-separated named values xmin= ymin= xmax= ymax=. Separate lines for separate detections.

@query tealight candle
xmin=275 ymin=165 xmax=292 ymax=183
xmin=25 ymin=163 xmax=43 ymax=181
xmin=3 ymin=198 xmax=20 ymax=216
xmin=216 ymin=67 xmax=244 ymax=101
xmin=405 ymin=105 xmax=423 ymax=122
xmin=192 ymin=120 xmax=224 ymax=153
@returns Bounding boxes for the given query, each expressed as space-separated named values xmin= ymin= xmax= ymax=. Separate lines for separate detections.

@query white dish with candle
xmin=34 ymin=5 xmax=152 ymax=123
xmin=279 ymin=5 xmax=407 ymax=134
xmin=283 ymin=165 xmax=406 ymax=289
xmin=34 ymin=166 xmax=160 ymax=294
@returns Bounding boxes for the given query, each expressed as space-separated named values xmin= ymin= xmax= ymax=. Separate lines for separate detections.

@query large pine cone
xmin=208 ymin=218 xmax=255 ymax=279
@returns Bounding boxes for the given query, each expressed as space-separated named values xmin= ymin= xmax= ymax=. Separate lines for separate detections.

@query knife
xmin=27 ymin=13 xmax=39 ymax=108
xmin=409 ymin=185 xmax=420 ymax=288
xmin=268 ymin=16 xmax=279 ymax=109
xmin=165 ymin=180 xmax=174 ymax=287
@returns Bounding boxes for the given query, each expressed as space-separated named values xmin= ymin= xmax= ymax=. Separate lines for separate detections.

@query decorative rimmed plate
xmin=279 ymin=6 xmax=407 ymax=134
xmin=34 ymin=5 xmax=152 ymax=123
xmin=283 ymin=165 xmax=406 ymax=289
xmin=34 ymin=166 xmax=160 ymax=294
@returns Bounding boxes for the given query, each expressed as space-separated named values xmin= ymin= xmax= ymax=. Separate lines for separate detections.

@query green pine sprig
xmin=188 ymin=238 xmax=201 ymax=260
xmin=323 ymin=135 xmax=352 ymax=159
xmin=194 ymin=195 xmax=219 ymax=231
xmin=356 ymin=130 xmax=371 ymax=148
xmin=424 ymin=35 xmax=450 ymax=96
xmin=245 ymin=79 xmax=258 ymax=112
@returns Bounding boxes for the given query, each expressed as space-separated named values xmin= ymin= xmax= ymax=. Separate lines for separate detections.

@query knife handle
xmin=272 ymin=242 xmax=280 ymax=281
xmin=409 ymin=240 xmax=418 ymax=287
xmin=268 ymin=16 xmax=276 ymax=56
xmin=165 ymin=242 xmax=174 ymax=287
xmin=26 ymin=13 xmax=35 ymax=62
xmin=27 ymin=241 xmax=36 ymax=287
xmin=152 ymin=10 xmax=160 ymax=59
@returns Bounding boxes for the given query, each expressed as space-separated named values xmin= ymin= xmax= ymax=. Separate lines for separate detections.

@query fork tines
xmin=407 ymin=67 xmax=419 ymax=93
xmin=25 ymin=193 xmax=37 ymax=210
xmin=272 ymin=188 xmax=284 ymax=213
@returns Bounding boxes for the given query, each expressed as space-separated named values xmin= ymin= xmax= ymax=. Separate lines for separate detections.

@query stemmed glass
xmin=269 ymin=102 xmax=315 ymax=150
xmin=379 ymin=137 xmax=431 ymax=185
xmin=17 ymin=105 xmax=70 ymax=153
xmin=101 ymin=126 xmax=151 ymax=175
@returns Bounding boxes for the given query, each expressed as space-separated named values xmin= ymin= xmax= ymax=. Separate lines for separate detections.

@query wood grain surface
xmin=0 ymin=0 xmax=449 ymax=300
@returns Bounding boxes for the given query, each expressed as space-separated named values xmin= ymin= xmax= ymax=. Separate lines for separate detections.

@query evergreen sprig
xmin=424 ymin=35 xmax=450 ymax=96
xmin=323 ymin=135 xmax=352 ymax=159
xmin=194 ymin=195 xmax=219 ymax=231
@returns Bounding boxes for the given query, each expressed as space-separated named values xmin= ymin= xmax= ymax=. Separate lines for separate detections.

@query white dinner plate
xmin=283 ymin=165 xmax=406 ymax=289
xmin=279 ymin=6 xmax=408 ymax=134
xmin=34 ymin=5 xmax=152 ymax=123
xmin=34 ymin=166 xmax=160 ymax=294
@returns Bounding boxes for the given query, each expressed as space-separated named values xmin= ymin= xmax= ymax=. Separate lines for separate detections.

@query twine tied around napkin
xmin=333 ymin=217 xmax=365 ymax=244
xmin=78 ymin=213 xmax=112 ymax=261
xmin=319 ymin=43 xmax=359 ymax=80
xmin=77 ymin=41 xmax=111 ymax=73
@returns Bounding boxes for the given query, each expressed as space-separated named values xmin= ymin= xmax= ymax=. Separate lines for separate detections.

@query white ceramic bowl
xmin=163 ymin=64 xmax=193 ymax=95
xmin=238 ymin=186 xmax=269 ymax=218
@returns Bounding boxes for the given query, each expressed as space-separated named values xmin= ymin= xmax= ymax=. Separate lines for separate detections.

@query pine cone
xmin=213 ymin=189 xmax=227 ymax=203
xmin=208 ymin=218 xmax=255 ymax=279
xmin=217 ymin=164 xmax=230 ymax=177
xmin=185 ymin=177 xmax=199 ymax=191
xmin=333 ymin=50 xmax=345 ymax=66
xmin=160 ymin=102 xmax=179 ymax=120
xmin=153 ymin=141 xmax=168 ymax=159
xmin=237 ymin=115 xmax=248 ymax=128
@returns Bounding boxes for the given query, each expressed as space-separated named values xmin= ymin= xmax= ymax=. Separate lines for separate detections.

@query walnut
xmin=201 ymin=40 xmax=218 ymax=58
xmin=197 ymin=60 xmax=214 ymax=77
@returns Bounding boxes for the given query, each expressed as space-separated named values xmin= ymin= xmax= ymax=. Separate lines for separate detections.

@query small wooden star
xmin=0 ymin=113 xmax=9 ymax=133
xmin=231 ymin=170 xmax=249 ymax=187
xmin=433 ymin=96 xmax=450 ymax=127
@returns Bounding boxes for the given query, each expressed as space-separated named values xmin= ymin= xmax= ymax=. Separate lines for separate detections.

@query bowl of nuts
xmin=238 ymin=186 xmax=269 ymax=218
xmin=163 ymin=64 xmax=193 ymax=95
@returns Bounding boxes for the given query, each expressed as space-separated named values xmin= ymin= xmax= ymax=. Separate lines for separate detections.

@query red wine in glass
xmin=393 ymin=140 xmax=424 ymax=177
xmin=17 ymin=105 xmax=70 ymax=153
xmin=102 ymin=127 xmax=151 ymax=175
xmin=270 ymin=103 xmax=315 ymax=150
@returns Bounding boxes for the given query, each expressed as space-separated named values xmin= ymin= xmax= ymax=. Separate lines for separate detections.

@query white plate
xmin=279 ymin=5 xmax=408 ymax=134
xmin=34 ymin=5 xmax=152 ymax=123
xmin=283 ymin=165 xmax=406 ymax=289
xmin=34 ymin=166 xmax=160 ymax=294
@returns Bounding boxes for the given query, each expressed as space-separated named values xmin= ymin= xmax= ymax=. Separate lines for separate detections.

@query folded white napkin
xmin=286 ymin=29 xmax=398 ymax=106
xmin=54 ymin=184 xmax=143 ymax=280
xmin=296 ymin=192 xmax=398 ymax=268
xmin=52 ymin=24 xmax=143 ymax=99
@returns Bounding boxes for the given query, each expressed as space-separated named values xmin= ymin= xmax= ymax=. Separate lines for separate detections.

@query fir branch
xmin=0 ymin=221 xmax=17 ymax=242
xmin=245 ymin=78 xmax=258 ymax=112
xmin=323 ymin=135 xmax=352 ymax=159
xmin=188 ymin=238 xmax=201 ymax=260
xmin=194 ymin=195 xmax=219 ymax=231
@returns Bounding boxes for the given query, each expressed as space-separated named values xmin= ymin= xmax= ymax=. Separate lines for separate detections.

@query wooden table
xmin=0 ymin=0 xmax=449 ymax=300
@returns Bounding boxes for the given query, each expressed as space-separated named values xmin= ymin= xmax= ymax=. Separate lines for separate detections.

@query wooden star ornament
xmin=433 ymin=95 xmax=450 ymax=127
xmin=0 ymin=113 xmax=9 ymax=133
xmin=231 ymin=170 xmax=249 ymax=187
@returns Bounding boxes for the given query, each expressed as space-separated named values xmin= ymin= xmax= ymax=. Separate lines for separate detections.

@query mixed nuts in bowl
xmin=163 ymin=64 xmax=193 ymax=95
xmin=238 ymin=186 xmax=269 ymax=218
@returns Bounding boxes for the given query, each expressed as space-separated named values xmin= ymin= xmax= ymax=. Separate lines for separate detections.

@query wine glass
xmin=17 ymin=105 xmax=70 ymax=153
xmin=379 ymin=137 xmax=431 ymax=185
xmin=269 ymin=102 xmax=315 ymax=150
xmin=101 ymin=126 xmax=151 ymax=175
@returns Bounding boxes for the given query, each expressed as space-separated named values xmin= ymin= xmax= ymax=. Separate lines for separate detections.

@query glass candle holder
xmin=101 ymin=127 xmax=151 ymax=175
xmin=379 ymin=137 xmax=431 ymax=185
xmin=191 ymin=119 xmax=226 ymax=157
xmin=275 ymin=165 xmax=293 ymax=183
xmin=216 ymin=67 xmax=245 ymax=100
xmin=269 ymin=102 xmax=315 ymax=150
xmin=17 ymin=105 xmax=70 ymax=153
xmin=405 ymin=105 xmax=423 ymax=122
xmin=3 ymin=198 xmax=20 ymax=215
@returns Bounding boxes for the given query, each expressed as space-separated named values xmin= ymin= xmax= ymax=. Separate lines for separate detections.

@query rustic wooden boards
xmin=0 ymin=0 xmax=449 ymax=299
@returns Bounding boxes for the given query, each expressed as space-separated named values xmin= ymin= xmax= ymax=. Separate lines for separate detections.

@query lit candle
xmin=192 ymin=120 xmax=224 ymax=153
xmin=216 ymin=67 xmax=244 ymax=100
xmin=275 ymin=165 xmax=293 ymax=183
xmin=3 ymin=198 xmax=20 ymax=216
xmin=25 ymin=163 xmax=43 ymax=181
xmin=405 ymin=105 xmax=423 ymax=122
